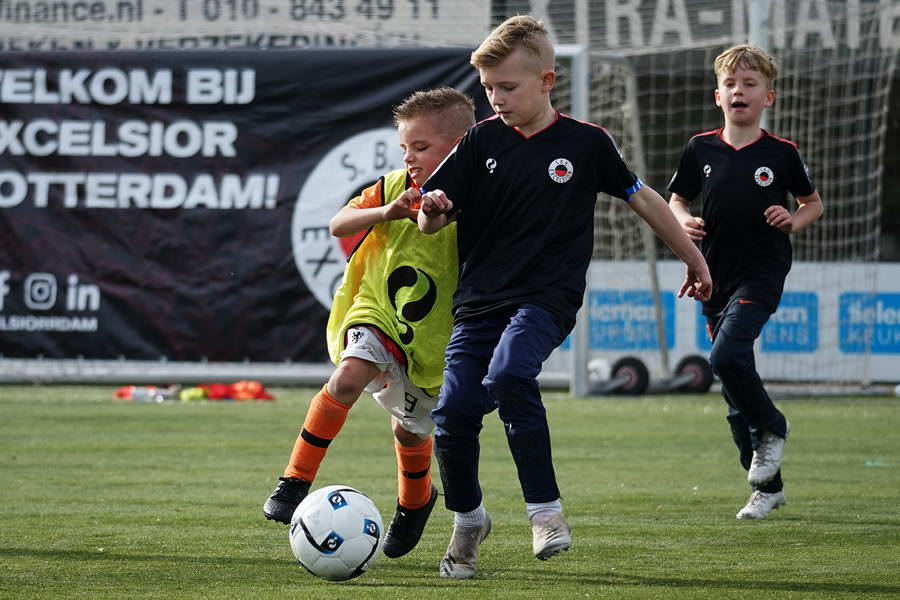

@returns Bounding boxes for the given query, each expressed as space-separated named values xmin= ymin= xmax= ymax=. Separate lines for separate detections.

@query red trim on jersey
xmin=690 ymin=128 xmax=721 ymax=140
xmin=690 ymin=128 xmax=796 ymax=151
xmin=559 ymin=112 xmax=605 ymax=130
xmin=717 ymin=128 xmax=765 ymax=151
xmin=512 ymin=111 xmax=559 ymax=139
xmin=765 ymin=131 xmax=799 ymax=148
xmin=558 ymin=113 xmax=626 ymax=152
xmin=559 ymin=113 xmax=618 ymax=140
xmin=477 ymin=114 xmax=502 ymax=126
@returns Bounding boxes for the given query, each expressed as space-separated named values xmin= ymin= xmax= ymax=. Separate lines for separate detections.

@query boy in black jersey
xmin=668 ymin=45 xmax=823 ymax=520
xmin=418 ymin=15 xmax=712 ymax=579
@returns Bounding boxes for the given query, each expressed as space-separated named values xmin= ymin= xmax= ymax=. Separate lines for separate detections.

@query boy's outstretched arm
xmin=417 ymin=189 xmax=454 ymax=234
xmin=330 ymin=188 xmax=421 ymax=237
xmin=764 ymin=191 xmax=823 ymax=234
xmin=628 ymin=186 xmax=712 ymax=301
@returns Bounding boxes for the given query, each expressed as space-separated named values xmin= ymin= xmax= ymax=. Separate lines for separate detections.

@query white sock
xmin=526 ymin=499 xmax=562 ymax=520
xmin=454 ymin=504 xmax=486 ymax=528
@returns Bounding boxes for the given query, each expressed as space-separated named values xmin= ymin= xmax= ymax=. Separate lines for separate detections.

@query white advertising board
xmin=548 ymin=261 xmax=900 ymax=384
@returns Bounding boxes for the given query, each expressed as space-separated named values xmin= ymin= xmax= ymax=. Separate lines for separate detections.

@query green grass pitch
xmin=1 ymin=385 xmax=899 ymax=599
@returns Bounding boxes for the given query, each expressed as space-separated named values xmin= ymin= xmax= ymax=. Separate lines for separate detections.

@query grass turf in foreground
xmin=0 ymin=386 xmax=898 ymax=599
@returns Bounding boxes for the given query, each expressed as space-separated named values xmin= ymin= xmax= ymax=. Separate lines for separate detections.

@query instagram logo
xmin=24 ymin=273 xmax=57 ymax=310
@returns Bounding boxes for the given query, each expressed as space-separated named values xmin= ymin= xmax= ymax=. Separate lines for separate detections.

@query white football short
xmin=340 ymin=326 xmax=437 ymax=437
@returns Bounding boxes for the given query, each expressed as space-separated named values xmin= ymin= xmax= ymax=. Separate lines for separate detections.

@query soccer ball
xmin=288 ymin=485 xmax=383 ymax=581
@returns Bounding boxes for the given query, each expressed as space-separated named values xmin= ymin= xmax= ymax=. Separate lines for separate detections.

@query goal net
xmin=547 ymin=1 xmax=899 ymax=393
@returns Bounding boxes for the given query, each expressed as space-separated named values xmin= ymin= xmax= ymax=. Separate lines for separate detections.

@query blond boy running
xmin=418 ymin=16 xmax=711 ymax=578
xmin=263 ymin=88 xmax=476 ymax=559
xmin=668 ymin=45 xmax=823 ymax=520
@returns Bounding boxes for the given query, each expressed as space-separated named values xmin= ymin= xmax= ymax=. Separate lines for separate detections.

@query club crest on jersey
xmin=486 ymin=158 xmax=497 ymax=173
xmin=548 ymin=158 xmax=574 ymax=183
xmin=754 ymin=166 xmax=774 ymax=187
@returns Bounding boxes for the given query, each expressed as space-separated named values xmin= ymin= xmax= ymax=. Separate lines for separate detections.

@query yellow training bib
xmin=326 ymin=169 xmax=458 ymax=394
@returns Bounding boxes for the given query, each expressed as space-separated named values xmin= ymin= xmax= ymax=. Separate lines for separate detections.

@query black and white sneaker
xmin=262 ymin=477 xmax=311 ymax=524
xmin=382 ymin=484 xmax=439 ymax=558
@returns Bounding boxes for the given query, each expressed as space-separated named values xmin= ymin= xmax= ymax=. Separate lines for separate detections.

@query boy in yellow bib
xmin=263 ymin=88 xmax=476 ymax=559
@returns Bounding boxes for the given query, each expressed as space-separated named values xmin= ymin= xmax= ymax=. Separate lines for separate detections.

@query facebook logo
xmin=589 ymin=290 xmax=675 ymax=350
xmin=761 ymin=292 xmax=818 ymax=352
xmin=839 ymin=293 xmax=900 ymax=354
xmin=0 ymin=270 xmax=9 ymax=310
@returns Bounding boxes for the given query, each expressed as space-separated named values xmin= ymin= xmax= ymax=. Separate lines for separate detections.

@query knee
xmin=431 ymin=404 xmax=482 ymax=439
xmin=326 ymin=362 xmax=370 ymax=405
xmin=432 ymin=380 xmax=490 ymax=436
xmin=392 ymin=420 xmax=426 ymax=446
xmin=484 ymin=368 xmax=537 ymax=402
xmin=709 ymin=344 xmax=747 ymax=379
xmin=485 ymin=371 xmax=543 ymax=426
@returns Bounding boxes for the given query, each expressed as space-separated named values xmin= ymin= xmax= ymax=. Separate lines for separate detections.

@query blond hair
xmin=470 ymin=15 xmax=555 ymax=72
xmin=714 ymin=44 xmax=778 ymax=87
xmin=392 ymin=87 xmax=476 ymax=139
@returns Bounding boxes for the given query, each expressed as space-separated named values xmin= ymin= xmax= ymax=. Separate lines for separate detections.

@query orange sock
xmin=395 ymin=436 xmax=433 ymax=510
xmin=283 ymin=385 xmax=350 ymax=482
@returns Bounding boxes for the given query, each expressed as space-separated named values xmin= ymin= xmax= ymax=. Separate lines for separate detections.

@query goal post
xmin=553 ymin=43 xmax=592 ymax=397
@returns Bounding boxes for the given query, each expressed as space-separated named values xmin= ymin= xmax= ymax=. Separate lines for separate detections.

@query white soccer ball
xmin=288 ymin=485 xmax=383 ymax=581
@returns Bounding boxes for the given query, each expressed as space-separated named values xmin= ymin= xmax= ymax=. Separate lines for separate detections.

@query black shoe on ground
xmin=382 ymin=484 xmax=439 ymax=558
xmin=263 ymin=476 xmax=311 ymax=524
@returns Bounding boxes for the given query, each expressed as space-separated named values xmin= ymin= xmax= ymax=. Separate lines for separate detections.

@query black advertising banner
xmin=0 ymin=49 xmax=487 ymax=361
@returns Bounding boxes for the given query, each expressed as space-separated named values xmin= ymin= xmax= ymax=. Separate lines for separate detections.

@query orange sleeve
xmin=347 ymin=179 xmax=384 ymax=210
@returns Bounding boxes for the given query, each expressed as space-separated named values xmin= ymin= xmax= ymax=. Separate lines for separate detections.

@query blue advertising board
xmin=590 ymin=290 xmax=675 ymax=350
xmin=761 ymin=292 xmax=818 ymax=353
xmin=839 ymin=293 xmax=900 ymax=354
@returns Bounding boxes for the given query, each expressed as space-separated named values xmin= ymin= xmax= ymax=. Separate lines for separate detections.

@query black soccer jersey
xmin=424 ymin=113 xmax=641 ymax=332
xmin=668 ymin=129 xmax=815 ymax=315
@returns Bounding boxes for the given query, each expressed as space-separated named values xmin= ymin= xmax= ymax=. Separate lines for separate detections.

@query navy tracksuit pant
xmin=431 ymin=304 xmax=565 ymax=512
xmin=707 ymin=296 xmax=788 ymax=493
